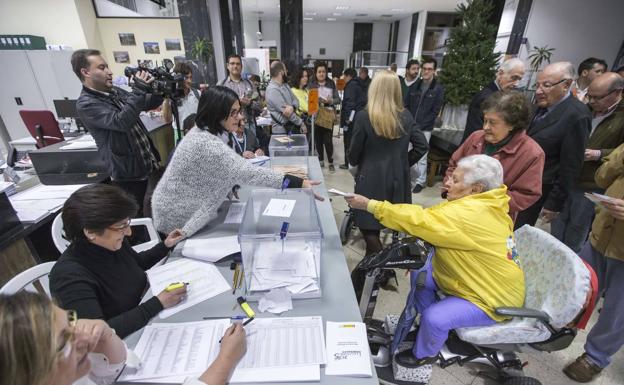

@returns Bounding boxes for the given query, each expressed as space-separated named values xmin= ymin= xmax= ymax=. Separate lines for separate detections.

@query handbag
xmin=316 ymin=107 xmax=335 ymax=129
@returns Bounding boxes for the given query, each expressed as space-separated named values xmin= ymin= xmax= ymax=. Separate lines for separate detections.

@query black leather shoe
xmin=412 ymin=184 xmax=424 ymax=193
xmin=395 ymin=350 xmax=438 ymax=368
xmin=339 ymin=164 xmax=348 ymax=169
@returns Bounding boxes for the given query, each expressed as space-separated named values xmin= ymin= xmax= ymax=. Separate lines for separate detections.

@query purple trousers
xmin=411 ymin=260 xmax=496 ymax=358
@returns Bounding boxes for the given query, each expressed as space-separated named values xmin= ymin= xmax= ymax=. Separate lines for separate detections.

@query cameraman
xmin=161 ymin=62 xmax=200 ymax=136
xmin=71 ymin=49 xmax=163 ymax=216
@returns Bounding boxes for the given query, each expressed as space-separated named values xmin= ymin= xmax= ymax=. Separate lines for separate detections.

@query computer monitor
xmin=53 ymin=99 xmax=86 ymax=132
xmin=53 ymin=99 xmax=78 ymax=118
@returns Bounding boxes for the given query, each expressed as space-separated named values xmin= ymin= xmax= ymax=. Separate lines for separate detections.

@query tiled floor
xmin=321 ymin=132 xmax=624 ymax=385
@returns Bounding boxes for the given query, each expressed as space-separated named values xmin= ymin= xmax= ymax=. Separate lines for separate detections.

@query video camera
xmin=124 ymin=66 xmax=185 ymax=99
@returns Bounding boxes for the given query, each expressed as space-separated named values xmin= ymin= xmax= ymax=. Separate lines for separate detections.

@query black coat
xmin=404 ymin=78 xmax=445 ymax=131
xmin=77 ymin=86 xmax=163 ymax=181
xmin=527 ymin=96 xmax=591 ymax=211
xmin=462 ymin=81 xmax=499 ymax=143
xmin=340 ymin=78 xmax=367 ymax=127
xmin=348 ymin=109 xmax=429 ymax=230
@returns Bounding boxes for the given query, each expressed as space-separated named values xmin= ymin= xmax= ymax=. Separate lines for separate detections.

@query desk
xmin=120 ymin=157 xmax=378 ymax=385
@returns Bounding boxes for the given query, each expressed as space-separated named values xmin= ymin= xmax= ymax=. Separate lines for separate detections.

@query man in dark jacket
xmin=72 ymin=49 xmax=163 ymax=216
xmin=404 ymin=58 xmax=444 ymax=193
xmin=461 ymin=58 xmax=525 ymax=143
xmin=516 ymin=62 xmax=592 ymax=228
xmin=359 ymin=67 xmax=372 ymax=93
xmin=339 ymin=68 xmax=367 ymax=169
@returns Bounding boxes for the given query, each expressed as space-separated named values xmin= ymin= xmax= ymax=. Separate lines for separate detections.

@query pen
xmin=203 ymin=315 xmax=246 ymax=320
xmin=165 ymin=282 xmax=189 ymax=292
xmin=232 ymin=264 xmax=240 ymax=295
xmin=242 ymin=317 xmax=255 ymax=326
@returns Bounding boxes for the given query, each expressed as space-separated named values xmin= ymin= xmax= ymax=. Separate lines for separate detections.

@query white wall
xmin=0 ymin=0 xmax=89 ymax=49
xmin=521 ymin=0 xmax=624 ymax=69
xmin=397 ymin=16 xmax=412 ymax=54
xmin=243 ymin=19 xmax=260 ymax=49
xmin=303 ymin=22 xmax=354 ymax=61
xmin=371 ymin=22 xmax=391 ymax=51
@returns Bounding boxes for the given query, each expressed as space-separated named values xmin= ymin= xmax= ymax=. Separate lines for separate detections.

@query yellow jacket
xmin=291 ymin=87 xmax=308 ymax=115
xmin=368 ymin=186 xmax=525 ymax=321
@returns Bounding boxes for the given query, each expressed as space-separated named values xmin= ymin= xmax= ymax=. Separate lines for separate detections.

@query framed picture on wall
xmin=165 ymin=38 xmax=181 ymax=51
xmin=143 ymin=42 xmax=160 ymax=54
xmin=113 ymin=51 xmax=130 ymax=63
xmin=119 ymin=33 xmax=136 ymax=46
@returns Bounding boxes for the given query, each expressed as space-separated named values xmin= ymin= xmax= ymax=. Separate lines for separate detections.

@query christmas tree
xmin=438 ymin=0 xmax=500 ymax=106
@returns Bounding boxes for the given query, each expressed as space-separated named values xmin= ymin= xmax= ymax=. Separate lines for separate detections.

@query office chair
xmin=19 ymin=110 xmax=65 ymax=148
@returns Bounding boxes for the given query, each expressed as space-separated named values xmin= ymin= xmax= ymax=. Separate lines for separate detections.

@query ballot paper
xmin=274 ymin=136 xmax=295 ymax=143
xmin=328 ymin=188 xmax=354 ymax=197
xmin=224 ymin=202 xmax=246 ymax=224
xmin=258 ymin=287 xmax=293 ymax=314
xmin=584 ymin=192 xmax=617 ymax=205
xmin=146 ymin=259 xmax=230 ymax=319
xmin=262 ymin=198 xmax=296 ymax=217
xmin=181 ymin=235 xmax=241 ymax=262
xmin=325 ymin=321 xmax=373 ymax=377
xmin=249 ymin=240 xmax=319 ymax=294
xmin=119 ymin=316 xmax=326 ymax=382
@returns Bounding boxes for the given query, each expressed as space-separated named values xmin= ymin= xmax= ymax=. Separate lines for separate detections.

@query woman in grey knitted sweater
xmin=152 ymin=86 xmax=319 ymax=237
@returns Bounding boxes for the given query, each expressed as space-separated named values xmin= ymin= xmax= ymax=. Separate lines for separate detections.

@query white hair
xmin=549 ymin=61 xmax=575 ymax=80
xmin=499 ymin=58 xmax=525 ymax=73
xmin=457 ymin=155 xmax=504 ymax=192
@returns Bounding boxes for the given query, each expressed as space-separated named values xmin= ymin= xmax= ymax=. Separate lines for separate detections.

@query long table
xmin=119 ymin=157 xmax=378 ymax=385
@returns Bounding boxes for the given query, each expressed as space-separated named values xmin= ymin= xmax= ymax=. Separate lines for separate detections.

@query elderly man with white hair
xmin=515 ymin=62 xmax=592 ymax=228
xmin=346 ymin=155 xmax=525 ymax=369
xmin=462 ymin=58 xmax=526 ymax=142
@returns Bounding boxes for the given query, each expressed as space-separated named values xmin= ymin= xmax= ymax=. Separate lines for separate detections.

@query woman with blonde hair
xmin=348 ymin=70 xmax=428 ymax=290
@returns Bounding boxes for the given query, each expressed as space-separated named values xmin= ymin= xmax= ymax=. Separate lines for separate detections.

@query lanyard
xmin=233 ymin=133 xmax=246 ymax=154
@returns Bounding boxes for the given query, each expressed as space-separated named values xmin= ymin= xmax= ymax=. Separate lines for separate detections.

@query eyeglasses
xmin=422 ymin=67 xmax=435 ymax=72
xmin=535 ymin=78 xmax=568 ymax=90
xmin=56 ymin=310 xmax=77 ymax=358
xmin=228 ymin=62 xmax=242 ymax=66
xmin=587 ymin=88 xmax=622 ymax=102
xmin=229 ymin=108 xmax=243 ymax=118
xmin=107 ymin=218 xmax=131 ymax=232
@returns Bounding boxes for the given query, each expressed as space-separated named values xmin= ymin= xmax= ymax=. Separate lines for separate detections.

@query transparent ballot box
xmin=268 ymin=134 xmax=309 ymax=179
xmin=238 ymin=188 xmax=322 ymax=300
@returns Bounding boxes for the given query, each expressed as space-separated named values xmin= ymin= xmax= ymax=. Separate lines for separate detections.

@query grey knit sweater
xmin=152 ymin=127 xmax=284 ymax=237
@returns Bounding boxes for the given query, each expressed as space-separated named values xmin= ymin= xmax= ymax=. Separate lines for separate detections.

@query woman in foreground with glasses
xmin=152 ymin=86 xmax=322 ymax=239
xmin=0 ymin=292 xmax=246 ymax=385
xmin=49 ymin=184 xmax=186 ymax=338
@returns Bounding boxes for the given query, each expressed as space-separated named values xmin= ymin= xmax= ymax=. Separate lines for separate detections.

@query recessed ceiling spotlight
xmin=304 ymin=17 xmax=314 ymax=20
xmin=305 ymin=12 xmax=317 ymax=16
xmin=332 ymin=12 xmax=341 ymax=16
xmin=335 ymin=5 xmax=350 ymax=10
xmin=391 ymin=8 xmax=404 ymax=12
xmin=327 ymin=17 xmax=337 ymax=21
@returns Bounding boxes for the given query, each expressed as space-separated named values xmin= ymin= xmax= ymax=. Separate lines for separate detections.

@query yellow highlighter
xmin=237 ymin=296 xmax=255 ymax=318
xmin=165 ymin=282 xmax=189 ymax=292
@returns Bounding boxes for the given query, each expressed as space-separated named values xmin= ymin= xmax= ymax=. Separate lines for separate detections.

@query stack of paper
xmin=146 ymin=258 xmax=230 ymax=318
xmin=325 ymin=321 xmax=373 ymax=377
xmin=9 ymin=184 xmax=87 ymax=222
xmin=250 ymin=240 xmax=319 ymax=294
xmin=119 ymin=316 xmax=326 ymax=383
xmin=181 ymin=235 xmax=241 ymax=263
xmin=0 ymin=181 xmax=16 ymax=196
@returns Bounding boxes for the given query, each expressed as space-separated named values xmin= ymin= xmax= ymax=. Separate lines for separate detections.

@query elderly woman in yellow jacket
xmin=346 ymin=154 xmax=525 ymax=368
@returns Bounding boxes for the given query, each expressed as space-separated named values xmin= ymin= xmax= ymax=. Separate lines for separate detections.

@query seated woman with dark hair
xmin=445 ymin=90 xmax=545 ymax=223
xmin=50 ymin=184 xmax=186 ymax=338
xmin=0 ymin=291 xmax=246 ymax=385
xmin=152 ymin=86 xmax=322 ymax=238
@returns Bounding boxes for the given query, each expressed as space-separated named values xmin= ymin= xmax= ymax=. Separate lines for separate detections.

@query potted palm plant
xmin=190 ymin=38 xmax=214 ymax=84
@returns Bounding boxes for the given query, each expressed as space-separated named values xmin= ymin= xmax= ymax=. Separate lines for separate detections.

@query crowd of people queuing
xmin=2 ymin=46 xmax=623 ymax=385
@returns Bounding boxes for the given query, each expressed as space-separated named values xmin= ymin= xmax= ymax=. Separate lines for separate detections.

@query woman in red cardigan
xmin=444 ymin=91 xmax=545 ymax=226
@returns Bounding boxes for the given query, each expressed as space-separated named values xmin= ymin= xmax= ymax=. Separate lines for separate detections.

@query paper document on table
xmin=325 ymin=321 xmax=372 ymax=377
xmin=0 ymin=181 xmax=16 ymax=194
xmin=10 ymin=198 xmax=66 ymax=212
xmin=60 ymin=141 xmax=97 ymax=150
xmin=181 ymin=235 xmax=240 ymax=262
xmin=224 ymin=202 xmax=246 ymax=223
xmin=15 ymin=209 xmax=49 ymax=222
xmin=146 ymin=259 xmax=230 ymax=319
xmin=247 ymin=155 xmax=270 ymax=165
xmin=11 ymin=184 xmax=87 ymax=201
xmin=119 ymin=319 xmax=229 ymax=381
xmin=262 ymin=198 xmax=296 ymax=217
xmin=120 ymin=317 xmax=325 ymax=382
xmin=138 ymin=365 xmax=321 ymax=383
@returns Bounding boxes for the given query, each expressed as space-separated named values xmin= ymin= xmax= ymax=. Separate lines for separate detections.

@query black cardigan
xmin=49 ymin=239 xmax=171 ymax=338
